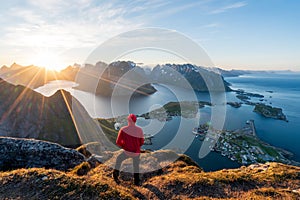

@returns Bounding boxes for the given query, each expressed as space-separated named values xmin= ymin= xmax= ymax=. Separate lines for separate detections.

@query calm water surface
xmin=35 ymin=72 xmax=300 ymax=171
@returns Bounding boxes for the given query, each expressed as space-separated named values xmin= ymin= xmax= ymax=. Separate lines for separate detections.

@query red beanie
xmin=128 ymin=113 xmax=137 ymax=123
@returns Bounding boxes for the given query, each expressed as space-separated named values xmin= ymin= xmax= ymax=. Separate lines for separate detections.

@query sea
xmin=35 ymin=72 xmax=300 ymax=171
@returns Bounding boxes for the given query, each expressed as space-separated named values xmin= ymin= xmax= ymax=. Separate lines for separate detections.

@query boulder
xmin=0 ymin=137 xmax=85 ymax=171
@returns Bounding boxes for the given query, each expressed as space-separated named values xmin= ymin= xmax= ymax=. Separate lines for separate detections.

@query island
xmin=235 ymin=89 xmax=264 ymax=105
xmin=227 ymin=102 xmax=242 ymax=108
xmin=236 ymin=94 xmax=250 ymax=101
xmin=98 ymin=100 xmax=296 ymax=167
xmin=139 ymin=101 xmax=211 ymax=121
xmin=235 ymin=89 xmax=265 ymax=98
xmin=193 ymin=121 xmax=298 ymax=166
xmin=233 ymin=89 xmax=288 ymax=121
xmin=254 ymin=103 xmax=288 ymax=121
xmin=98 ymin=101 xmax=212 ymax=145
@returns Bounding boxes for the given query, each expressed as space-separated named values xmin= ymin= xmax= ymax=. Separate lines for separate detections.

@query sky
xmin=0 ymin=0 xmax=299 ymax=71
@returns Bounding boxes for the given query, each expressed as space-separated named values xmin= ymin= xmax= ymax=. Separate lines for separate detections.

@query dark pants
xmin=113 ymin=151 xmax=140 ymax=185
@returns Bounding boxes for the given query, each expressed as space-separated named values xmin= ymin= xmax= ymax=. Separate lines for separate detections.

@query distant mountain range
xmin=216 ymin=67 xmax=295 ymax=77
xmin=0 ymin=78 xmax=81 ymax=147
xmin=75 ymin=61 xmax=157 ymax=96
xmin=0 ymin=63 xmax=77 ymax=89
xmin=1 ymin=61 xmax=235 ymax=94
xmin=152 ymin=64 xmax=232 ymax=91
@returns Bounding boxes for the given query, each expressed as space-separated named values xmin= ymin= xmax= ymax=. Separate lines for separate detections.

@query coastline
xmin=98 ymin=100 xmax=299 ymax=168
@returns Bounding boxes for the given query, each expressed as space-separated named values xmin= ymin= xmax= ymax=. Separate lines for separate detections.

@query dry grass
xmin=0 ymin=167 xmax=133 ymax=199
xmin=1 ymin=150 xmax=299 ymax=200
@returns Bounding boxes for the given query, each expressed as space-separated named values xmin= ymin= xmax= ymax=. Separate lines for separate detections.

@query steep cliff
xmin=0 ymin=78 xmax=80 ymax=147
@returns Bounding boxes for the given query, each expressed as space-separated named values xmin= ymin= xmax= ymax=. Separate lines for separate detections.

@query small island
xmin=235 ymin=89 xmax=265 ymax=105
xmin=236 ymin=94 xmax=250 ymax=101
xmin=227 ymin=102 xmax=242 ymax=108
xmin=235 ymin=89 xmax=264 ymax=98
xmin=233 ymin=89 xmax=288 ymax=121
xmin=254 ymin=103 xmax=288 ymax=121
xmin=139 ymin=101 xmax=211 ymax=121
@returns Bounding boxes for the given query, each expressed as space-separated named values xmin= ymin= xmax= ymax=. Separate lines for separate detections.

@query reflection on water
xmin=35 ymin=80 xmax=78 ymax=97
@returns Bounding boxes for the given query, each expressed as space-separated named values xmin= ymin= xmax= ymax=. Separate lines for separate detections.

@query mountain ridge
xmin=0 ymin=78 xmax=81 ymax=147
xmin=1 ymin=61 xmax=233 ymax=93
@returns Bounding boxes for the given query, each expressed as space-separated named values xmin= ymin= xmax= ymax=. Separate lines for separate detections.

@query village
xmin=193 ymin=121 xmax=296 ymax=166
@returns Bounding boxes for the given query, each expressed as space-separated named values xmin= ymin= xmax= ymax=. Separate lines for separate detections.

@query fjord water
xmin=35 ymin=72 xmax=300 ymax=171
xmin=225 ymin=73 xmax=300 ymax=162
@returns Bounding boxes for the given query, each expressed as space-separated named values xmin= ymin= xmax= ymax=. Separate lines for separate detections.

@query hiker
xmin=113 ymin=114 xmax=144 ymax=186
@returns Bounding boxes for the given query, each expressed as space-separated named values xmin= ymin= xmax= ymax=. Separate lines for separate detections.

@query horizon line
xmin=0 ymin=61 xmax=299 ymax=72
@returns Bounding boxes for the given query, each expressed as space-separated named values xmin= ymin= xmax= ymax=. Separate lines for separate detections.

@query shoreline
xmin=98 ymin=100 xmax=299 ymax=168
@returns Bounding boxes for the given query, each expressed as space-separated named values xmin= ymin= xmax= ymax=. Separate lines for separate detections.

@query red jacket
xmin=116 ymin=121 xmax=144 ymax=156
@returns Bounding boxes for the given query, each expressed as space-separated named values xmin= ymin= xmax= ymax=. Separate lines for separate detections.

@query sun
xmin=31 ymin=50 xmax=65 ymax=71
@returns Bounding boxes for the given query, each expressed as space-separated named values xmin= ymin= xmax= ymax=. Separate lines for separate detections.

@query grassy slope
xmin=0 ymin=150 xmax=299 ymax=200
xmin=0 ymin=168 xmax=133 ymax=199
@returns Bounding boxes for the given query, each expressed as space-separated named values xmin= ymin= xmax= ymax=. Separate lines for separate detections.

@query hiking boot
xmin=134 ymin=173 xmax=140 ymax=186
xmin=113 ymin=170 xmax=120 ymax=184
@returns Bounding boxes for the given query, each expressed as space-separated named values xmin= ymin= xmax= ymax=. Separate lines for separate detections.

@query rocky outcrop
xmin=0 ymin=137 xmax=84 ymax=171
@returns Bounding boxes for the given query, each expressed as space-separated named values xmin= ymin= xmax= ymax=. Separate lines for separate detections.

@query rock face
xmin=151 ymin=64 xmax=232 ymax=91
xmin=76 ymin=61 xmax=156 ymax=96
xmin=0 ymin=137 xmax=84 ymax=171
xmin=0 ymin=78 xmax=81 ymax=147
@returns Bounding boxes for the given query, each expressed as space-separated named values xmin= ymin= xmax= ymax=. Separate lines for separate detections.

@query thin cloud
xmin=152 ymin=1 xmax=209 ymax=19
xmin=202 ymin=23 xmax=220 ymax=28
xmin=2 ymin=0 xmax=147 ymax=49
xmin=210 ymin=1 xmax=247 ymax=14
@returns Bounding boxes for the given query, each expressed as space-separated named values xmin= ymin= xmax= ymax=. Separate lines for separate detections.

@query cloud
xmin=149 ymin=1 xmax=210 ymax=20
xmin=210 ymin=1 xmax=247 ymax=14
xmin=1 ymin=0 xmax=229 ymax=52
xmin=1 ymin=0 xmax=150 ymax=50
xmin=27 ymin=0 xmax=92 ymax=11
xmin=202 ymin=23 xmax=220 ymax=28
